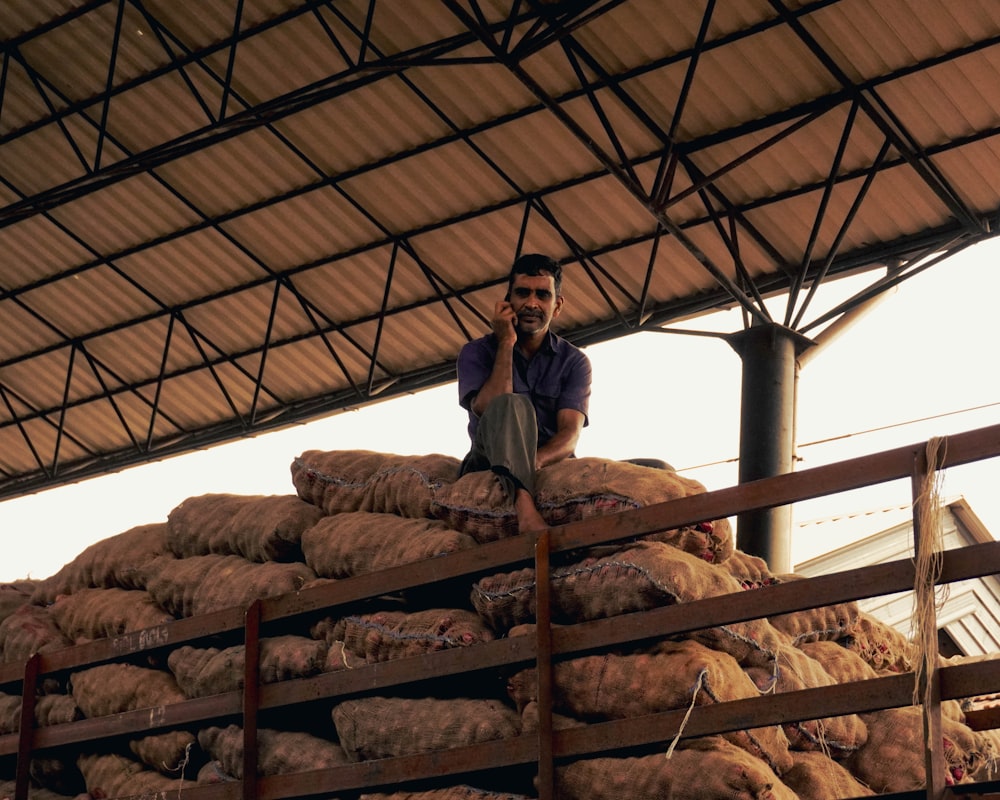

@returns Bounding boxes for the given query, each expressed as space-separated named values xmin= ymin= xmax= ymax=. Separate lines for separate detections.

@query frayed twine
xmin=666 ymin=668 xmax=708 ymax=759
xmin=163 ymin=739 xmax=194 ymax=795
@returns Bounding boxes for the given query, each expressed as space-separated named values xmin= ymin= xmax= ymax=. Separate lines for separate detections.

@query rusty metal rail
xmin=2 ymin=423 xmax=999 ymax=800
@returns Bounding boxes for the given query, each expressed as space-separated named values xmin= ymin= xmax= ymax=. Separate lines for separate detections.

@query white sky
xmin=1 ymin=241 xmax=997 ymax=581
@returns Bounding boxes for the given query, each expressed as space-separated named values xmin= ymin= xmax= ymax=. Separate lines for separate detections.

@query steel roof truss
xmin=12 ymin=46 xmax=91 ymax=175
xmin=130 ymin=0 xmax=215 ymax=125
xmin=249 ymin=279 xmax=283 ymax=426
xmin=145 ymin=312 xmax=178 ymax=451
xmin=80 ymin=343 xmax=142 ymax=456
xmin=636 ymin=227 xmax=662 ymax=325
xmin=443 ymin=0 xmax=774 ymax=325
xmin=93 ymin=0 xmax=126 ymax=171
xmin=281 ymin=278 xmax=365 ymax=403
xmin=783 ymin=99 xmax=861 ymax=326
xmin=366 ymin=243 xmax=398 ymax=397
xmin=693 ymin=188 xmax=770 ymax=320
xmin=0 ymin=384 xmax=47 ymax=479
xmin=769 ymin=0 xmax=983 ymax=236
xmin=218 ymin=0 xmax=245 ymax=121
xmin=791 ymin=137 xmax=893 ymax=330
xmin=801 ymin=235 xmax=975 ymax=338
xmin=52 ymin=343 xmax=79 ymax=475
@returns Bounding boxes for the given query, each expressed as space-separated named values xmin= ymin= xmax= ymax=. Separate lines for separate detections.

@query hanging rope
xmin=666 ymin=669 xmax=708 ymax=759
xmin=911 ymin=436 xmax=949 ymax=709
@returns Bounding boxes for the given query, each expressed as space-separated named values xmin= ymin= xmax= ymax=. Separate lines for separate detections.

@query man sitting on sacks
xmin=457 ymin=253 xmax=592 ymax=534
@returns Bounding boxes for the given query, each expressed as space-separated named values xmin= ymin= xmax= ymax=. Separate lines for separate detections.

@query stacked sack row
xmin=0 ymin=449 xmax=994 ymax=799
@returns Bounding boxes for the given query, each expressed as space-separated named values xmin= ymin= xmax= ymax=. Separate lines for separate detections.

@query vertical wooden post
xmin=534 ymin=529 xmax=554 ymax=800
xmin=14 ymin=654 xmax=39 ymax=800
xmin=912 ymin=444 xmax=946 ymax=800
xmin=243 ymin=600 xmax=262 ymax=800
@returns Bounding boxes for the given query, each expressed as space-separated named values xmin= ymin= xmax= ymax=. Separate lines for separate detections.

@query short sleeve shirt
xmin=457 ymin=331 xmax=591 ymax=446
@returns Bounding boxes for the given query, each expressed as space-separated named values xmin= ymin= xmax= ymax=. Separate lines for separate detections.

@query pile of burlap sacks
xmin=0 ymin=450 xmax=997 ymax=800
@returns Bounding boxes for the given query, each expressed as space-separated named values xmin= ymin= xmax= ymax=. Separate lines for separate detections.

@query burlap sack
xmin=472 ymin=542 xmax=739 ymax=630
xmin=0 ymin=780 xmax=78 ymax=800
xmin=333 ymin=608 xmax=495 ymax=663
xmin=432 ymin=458 xmax=734 ymax=562
xmin=129 ymin=728 xmax=198 ymax=775
xmin=69 ymin=663 xmax=186 ymax=718
xmin=48 ymin=587 xmax=174 ymax=644
xmin=508 ymin=636 xmax=791 ymax=775
xmin=28 ymin=755 xmax=84 ymax=795
xmin=197 ymin=759 xmax=233 ymax=784
xmin=361 ymin=788 xmax=531 ymax=800
xmin=301 ymin=512 xmax=477 ymax=579
xmin=77 ymin=752 xmax=187 ymax=795
xmin=0 ymin=693 xmax=18 ymax=734
xmin=473 ymin=542 xmax=786 ymax=669
xmin=744 ymin=643 xmax=868 ymax=756
xmin=333 ymin=696 xmax=521 ymax=762
xmin=166 ymin=492 xmax=324 ymax=562
xmin=0 ymin=581 xmax=35 ymax=625
xmin=781 ymin=750 xmax=875 ymax=799
xmin=321 ymin=639 xmax=368 ymax=672
xmin=198 ymin=724 xmax=351 ymax=778
xmin=847 ymin=706 xmax=978 ymax=791
xmin=837 ymin=610 xmax=914 ymax=673
xmin=0 ymin=604 xmax=71 ymax=664
xmin=553 ymin=736 xmax=797 ymax=800
xmin=167 ymin=635 xmax=327 ymax=698
xmin=292 ymin=449 xmax=461 ymax=518
xmin=34 ymin=694 xmax=82 ymax=728
xmin=0 ymin=692 xmax=81 ymax=733
xmin=720 ymin=550 xmax=779 ymax=589
xmin=142 ymin=554 xmax=316 ymax=617
xmin=799 ymin=640 xmax=879 ymax=685
xmin=518 ymin=700 xmax=587 ymax=733
xmin=767 ymin=574 xmax=860 ymax=645
xmin=30 ymin=523 xmax=170 ymax=604
xmin=969 ymin=728 xmax=1000 ymax=782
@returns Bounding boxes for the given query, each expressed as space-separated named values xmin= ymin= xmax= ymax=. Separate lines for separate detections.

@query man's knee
xmin=483 ymin=392 xmax=533 ymax=419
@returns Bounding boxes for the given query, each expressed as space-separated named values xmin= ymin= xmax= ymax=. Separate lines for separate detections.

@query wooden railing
xmin=2 ymin=423 xmax=999 ymax=800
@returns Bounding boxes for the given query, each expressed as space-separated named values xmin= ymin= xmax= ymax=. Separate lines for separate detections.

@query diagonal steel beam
xmin=767 ymin=0 xmax=984 ymax=236
xmin=442 ymin=0 xmax=770 ymax=325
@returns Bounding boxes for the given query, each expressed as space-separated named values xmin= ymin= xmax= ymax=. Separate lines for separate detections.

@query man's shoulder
xmin=548 ymin=331 xmax=589 ymax=362
xmin=461 ymin=333 xmax=497 ymax=354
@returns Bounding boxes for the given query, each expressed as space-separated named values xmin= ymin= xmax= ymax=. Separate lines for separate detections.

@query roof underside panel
xmin=2 ymin=0 xmax=1000 ymax=498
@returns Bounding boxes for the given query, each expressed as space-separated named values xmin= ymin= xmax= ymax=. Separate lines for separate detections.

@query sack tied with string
xmin=332 ymin=696 xmax=521 ymax=762
xmin=292 ymin=449 xmax=461 ymax=519
xmin=166 ymin=492 xmax=324 ymax=562
xmin=552 ymin=736 xmax=798 ymax=800
xmin=142 ymin=554 xmax=316 ymax=618
xmin=198 ymin=724 xmax=351 ymax=778
xmin=744 ymin=642 xmax=868 ymax=757
xmin=507 ymin=633 xmax=791 ymax=775
xmin=472 ymin=541 xmax=787 ymax=670
xmin=31 ymin=523 xmax=171 ymax=605
xmin=432 ymin=457 xmax=733 ymax=563
xmin=301 ymin=511 xmax=477 ymax=579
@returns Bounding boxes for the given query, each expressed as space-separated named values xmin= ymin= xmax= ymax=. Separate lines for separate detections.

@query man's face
xmin=508 ymin=272 xmax=563 ymax=337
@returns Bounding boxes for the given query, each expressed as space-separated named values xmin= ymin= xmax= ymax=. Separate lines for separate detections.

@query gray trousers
xmin=460 ymin=393 xmax=538 ymax=499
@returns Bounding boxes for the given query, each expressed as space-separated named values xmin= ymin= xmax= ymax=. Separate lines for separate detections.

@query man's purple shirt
xmin=457 ymin=331 xmax=591 ymax=446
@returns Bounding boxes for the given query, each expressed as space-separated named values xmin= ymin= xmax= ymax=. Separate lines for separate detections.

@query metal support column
xmin=728 ymin=322 xmax=814 ymax=573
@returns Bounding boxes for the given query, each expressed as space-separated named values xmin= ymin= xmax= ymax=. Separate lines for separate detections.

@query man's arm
xmin=470 ymin=300 xmax=517 ymax=418
xmin=535 ymin=408 xmax=585 ymax=469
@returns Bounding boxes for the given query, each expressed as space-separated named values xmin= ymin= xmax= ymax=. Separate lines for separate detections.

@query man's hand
xmin=491 ymin=300 xmax=518 ymax=346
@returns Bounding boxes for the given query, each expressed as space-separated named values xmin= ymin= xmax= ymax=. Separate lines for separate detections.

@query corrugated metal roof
xmin=3 ymin=0 xmax=1000 ymax=497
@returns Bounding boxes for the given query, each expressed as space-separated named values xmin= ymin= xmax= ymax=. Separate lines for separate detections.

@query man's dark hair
xmin=507 ymin=253 xmax=562 ymax=296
